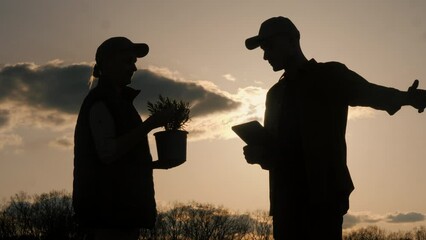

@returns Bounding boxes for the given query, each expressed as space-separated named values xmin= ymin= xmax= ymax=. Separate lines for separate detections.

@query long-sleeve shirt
xmin=262 ymin=59 xmax=405 ymax=216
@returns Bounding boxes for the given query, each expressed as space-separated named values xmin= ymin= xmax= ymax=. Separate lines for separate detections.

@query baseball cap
xmin=95 ymin=37 xmax=149 ymax=63
xmin=245 ymin=16 xmax=300 ymax=50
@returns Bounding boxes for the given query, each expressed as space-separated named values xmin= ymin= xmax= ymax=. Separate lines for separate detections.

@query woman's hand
xmin=144 ymin=108 xmax=175 ymax=131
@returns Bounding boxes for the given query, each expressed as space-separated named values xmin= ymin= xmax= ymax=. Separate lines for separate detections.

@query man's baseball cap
xmin=95 ymin=37 xmax=149 ymax=63
xmin=245 ymin=16 xmax=300 ymax=50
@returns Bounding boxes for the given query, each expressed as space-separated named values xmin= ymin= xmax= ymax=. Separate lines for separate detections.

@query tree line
xmin=0 ymin=190 xmax=424 ymax=240
xmin=0 ymin=191 xmax=272 ymax=240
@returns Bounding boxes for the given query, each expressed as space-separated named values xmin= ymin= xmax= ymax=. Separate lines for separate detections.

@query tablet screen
xmin=231 ymin=121 xmax=266 ymax=145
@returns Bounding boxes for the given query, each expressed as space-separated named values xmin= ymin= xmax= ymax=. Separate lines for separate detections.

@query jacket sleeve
xmin=260 ymin=83 xmax=285 ymax=170
xmin=329 ymin=62 xmax=404 ymax=115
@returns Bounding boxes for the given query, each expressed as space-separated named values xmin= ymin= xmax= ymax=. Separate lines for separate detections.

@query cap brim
xmin=133 ymin=43 xmax=149 ymax=58
xmin=245 ymin=36 xmax=261 ymax=50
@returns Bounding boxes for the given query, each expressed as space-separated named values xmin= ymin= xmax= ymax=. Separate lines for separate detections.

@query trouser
xmin=272 ymin=204 xmax=343 ymax=240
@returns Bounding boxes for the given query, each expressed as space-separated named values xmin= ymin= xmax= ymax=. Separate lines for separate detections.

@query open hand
xmin=408 ymin=79 xmax=426 ymax=113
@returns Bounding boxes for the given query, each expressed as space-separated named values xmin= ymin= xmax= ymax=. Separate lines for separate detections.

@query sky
xmin=1 ymin=0 xmax=426 ymax=232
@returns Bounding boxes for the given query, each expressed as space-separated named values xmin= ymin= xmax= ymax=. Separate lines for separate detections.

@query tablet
xmin=231 ymin=121 xmax=266 ymax=145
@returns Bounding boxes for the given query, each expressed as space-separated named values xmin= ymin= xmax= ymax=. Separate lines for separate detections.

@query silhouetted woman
xmin=73 ymin=37 xmax=173 ymax=240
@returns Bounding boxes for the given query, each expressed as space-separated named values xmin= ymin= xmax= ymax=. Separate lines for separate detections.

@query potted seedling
xmin=147 ymin=95 xmax=190 ymax=169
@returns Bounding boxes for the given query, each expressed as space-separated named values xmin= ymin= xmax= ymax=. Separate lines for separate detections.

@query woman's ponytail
xmin=92 ymin=64 xmax=101 ymax=78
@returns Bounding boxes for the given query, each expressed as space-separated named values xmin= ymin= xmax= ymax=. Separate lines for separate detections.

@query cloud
xmin=223 ymin=74 xmax=236 ymax=82
xmin=0 ymin=133 xmax=22 ymax=150
xmin=343 ymin=211 xmax=426 ymax=229
xmin=343 ymin=214 xmax=361 ymax=229
xmin=0 ymin=62 xmax=240 ymax=116
xmin=386 ymin=212 xmax=425 ymax=223
xmin=348 ymin=107 xmax=376 ymax=120
xmin=0 ymin=62 xmax=241 ymax=135
xmin=49 ymin=135 xmax=73 ymax=150
xmin=0 ymin=61 xmax=377 ymax=144
xmin=0 ymin=62 xmax=91 ymax=114
xmin=343 ymin=212 xmax=383 ymax=229
xmin=0 ymin=109 xmax=11 ymax=129
xmin=186 ymin=86 xmax=267 ymax=141
xmin=0 ymin=101 xmax=77 ymax=133
xmin=0 ymin=62 xmax=261 ymax=144
xmin=132 ymin=68 xmax=240 ymax=117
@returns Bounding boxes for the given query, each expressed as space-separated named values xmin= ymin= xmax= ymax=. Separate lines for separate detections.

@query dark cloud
xmin=343 ymin=213 xmax=382 ymax=229
xmin=343 ymin=214 xmax=361 ymax=229
xmin=342 ymin=212 xmax=426 ymax=229
xmin=0 ymin=63 xmax=240 ymax=117
xmin=386 ymin=212 xmax=425 ymax=223
xmin=0 ymin=63 xmax=90 ymax=113
xmin=50 ymin=136 xmax=73 ymax=149
xmin=0 ymin=109 xmax=10 ymax=128
xmin=132 ymin=70 xmax=240 ymax=116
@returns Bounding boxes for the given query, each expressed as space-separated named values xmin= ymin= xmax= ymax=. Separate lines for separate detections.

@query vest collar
xmin=95 ymin=82 xmax=140 ymax=101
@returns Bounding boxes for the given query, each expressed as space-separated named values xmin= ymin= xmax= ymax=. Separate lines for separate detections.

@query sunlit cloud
xmin=348 ymin=107 xmax=376 ymax=120
xmin=143 ymin=78 xmax=267 ymax=141
xmin=187 ymin=86 xmax=267 ymax=141
xmin=223 ymin=74 xmax=236 ymax=82
xmin=0 ymin=101 xmax=77 ymax=132
xmin=146 ymin=65 xmax=184 ymax=81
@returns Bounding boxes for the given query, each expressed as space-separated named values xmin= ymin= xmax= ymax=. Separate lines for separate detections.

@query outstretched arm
xmin=331 ymin=63 xmax=426 ymax=115
xmin=352 ymin=79 xmax=426 ymax=115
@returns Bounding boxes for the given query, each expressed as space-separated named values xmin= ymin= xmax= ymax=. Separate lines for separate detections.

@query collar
xmin=280 ymin=58 xmax=317 ymax=82
xmin=95 ymin=82 xmax=140 ymax=102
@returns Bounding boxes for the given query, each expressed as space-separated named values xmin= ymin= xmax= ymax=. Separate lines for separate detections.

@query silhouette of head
xmin=245 ymin=17 xmax=299 ymax=50
xmin=246 ymin=17 xmax=301 ymax=72
xmin=93 ymin=37 xmax=149 ymax=87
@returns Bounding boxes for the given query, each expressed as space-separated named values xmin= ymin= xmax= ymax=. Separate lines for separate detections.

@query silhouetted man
xmin=243 ymin=16 xmax=426 ymax=239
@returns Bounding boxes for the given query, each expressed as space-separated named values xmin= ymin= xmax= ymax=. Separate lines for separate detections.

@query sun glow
xmin=186 ymin=86 xmax=267 ymax=141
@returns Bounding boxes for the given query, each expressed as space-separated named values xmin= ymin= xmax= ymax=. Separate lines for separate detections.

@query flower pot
xmin=153 ymin=130 xmax=188 ymax=168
